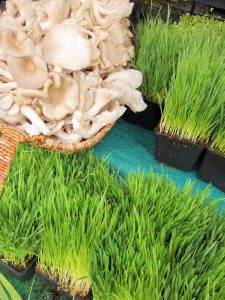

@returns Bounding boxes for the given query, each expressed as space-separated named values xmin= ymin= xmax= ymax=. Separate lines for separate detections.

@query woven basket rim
xmin=0 ymin=122 xmax=115 ymax=152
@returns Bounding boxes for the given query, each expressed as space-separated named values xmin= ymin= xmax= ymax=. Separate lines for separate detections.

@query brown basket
xmin=0 ymin=123 xmax=114 ymax=188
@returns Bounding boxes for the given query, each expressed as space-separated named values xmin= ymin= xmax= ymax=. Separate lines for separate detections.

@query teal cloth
xmin=94 ymin=119 xmax=225 ymax=211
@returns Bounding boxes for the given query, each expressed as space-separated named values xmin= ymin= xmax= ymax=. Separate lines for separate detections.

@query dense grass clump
xmin=177 ymin=14 xmax=225 ymax=39
xmin=211 ymin=120 xmax=225 ymax=156
xmin=0 ymin=144 xmax=120 ymax=272
xmin=160 ymin=30 xmax=225 ymax=143
xmin=37 ymin=154 xmax=121 ymax=297
xmin=135 ymin=14 xmax=225 ymax=141
xmin=134 ymin=17 xmax=181 ymax=104
xmin=0 ymin=146 xmax=44 ymax=268
xmin=1 ymin=145 xmax=225 ymax=299
xmin=91 ymin=172 xmax=225 ymax=300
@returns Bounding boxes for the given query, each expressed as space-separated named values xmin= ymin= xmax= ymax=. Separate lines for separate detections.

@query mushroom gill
xmin=40 ymin=76 xmax=80 ymax=121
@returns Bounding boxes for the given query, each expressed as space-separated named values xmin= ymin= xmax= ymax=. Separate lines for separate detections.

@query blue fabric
xmin=94 ymin=119 xmax=225 ymax=211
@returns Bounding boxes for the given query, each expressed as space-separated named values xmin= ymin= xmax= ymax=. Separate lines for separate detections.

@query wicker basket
xmin=0 ymin=123 xmax=114 ymax=188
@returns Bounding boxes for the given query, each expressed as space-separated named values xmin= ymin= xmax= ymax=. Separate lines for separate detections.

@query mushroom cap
xmin=36 ymin=0 xmax=71 ymax=31
xmin=41 ymin=77 xmax=80 ymax=121
xmin=2 ymin=29 xmax=34 ymax=57
xmin=20 ymin=105 xmax=51 ymax=135
xmin=1 ymin=113 xmax=25 ymax=125
xmin=0 ymin=94 xmax=14 ymax=110
xmin=7 ymin=55 xmax=48 ymax=89
xmin=0 ymin=15 xmax=21 ymax=31
xmin=42 ymin=21 xmax=92 ymax=71
xmin=105 ymin=69 xmax=143 ymax=89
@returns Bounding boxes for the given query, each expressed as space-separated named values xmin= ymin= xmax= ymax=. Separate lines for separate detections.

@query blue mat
xmin=94 ymin=119 xmax=225 ymax=211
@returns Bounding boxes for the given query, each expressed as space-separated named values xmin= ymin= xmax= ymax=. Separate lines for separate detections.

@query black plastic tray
xmin=198 ymin=148 xmax=225 ymax=193
xmin=130 ymin=0 xmax=181 ymax=25
xmin=132 ymin=0 xmax=225 ymax=20
xmin=155 ymin=128 xmax=205 ymax=172
xmin=0 ymin=257 xmax=36 ymax=281
xmin=193 ymin=0 xmax=225 ymax=10
xmin=38 ymin=269 xmax=92 ymax=300
xmin=123 ymin=97 xmax=161 ymax=131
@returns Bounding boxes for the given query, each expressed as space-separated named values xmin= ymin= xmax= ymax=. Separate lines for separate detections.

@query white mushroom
xmin=5 ymin=0 xmax=37 ymax=26
xmin=19 ymin=122 xmax=41 ymax=136
xmin=17 ymin=88 xmax=48 ymax=99
xmin=74 ymin=101 xmax=126 ymax=139
xmin=55 ymin=131 xmax=82 ymax=144
xmin=7 ymin=103 xmax=20 ymax=116
xmin=0 ymin=47 xmax=7 ymax=62
xmin=40 ymin=76 xmax=79 ymax=121
xmin=97 ymin=22 xmax=134 ymax=71
xmin=0 ymin=65 xmax=13 ymax=81
xmin=36 ymin=0 xmax=71 ymax=31
xmin=104 ymin=70 xmax=147 ymax=112
xmin=105 ymin=69 xmax=143 ymax=89
xmin=42 ymin=20 xmax=92 ymax=71
xmin=83 ymin=88 xmax=119 ymax=119
xmin=47 ymin=120 xmax=65 ymax=135
xmin=106 ymin=80 xmax=147 ymax=112
xmin=0 ymin=15 xmax=21 ymax=31
xmin=1 ymin=113 xmax=25 ymax=125
xmin=7 ymin=56 xmax=48 ymax=89
xmin=91 ymin=0 xmax=134 ymax=26
xmin=0 ymin=94 xmax=14 ymax=110
xmin=0 ymin=81 xmax=18 ymax=92
xmin=74 ymin=71 xmax=100 ymax=111
xmin=2 ymin=29 xmax=34 ymax=57
xmin=0 ymin=96 xmax=25 ymax=125
xmin=20 ymin=105 xmax=50 ymax=135
xmin=0 ymin=0 xmax=143 ymax=143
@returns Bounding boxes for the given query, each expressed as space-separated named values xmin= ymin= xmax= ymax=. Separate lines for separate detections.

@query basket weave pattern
xmin=0 ymin=123 xmax=114 ymax=187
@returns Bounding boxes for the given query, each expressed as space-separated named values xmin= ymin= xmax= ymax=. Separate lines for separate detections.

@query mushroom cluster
xmin=0 ymin=0 xmax=146 ymax=143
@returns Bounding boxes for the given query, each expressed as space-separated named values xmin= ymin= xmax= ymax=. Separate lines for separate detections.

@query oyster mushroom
xmin=42 ymin=20 xmax=92 ymax=71
xmin=105 ymin=69 xmax=143 ymax=89
xmin=2 ymin=29 xmax=34 ymax=57
xmin=0 ymin=0 xmax=141 ymax=143
xmin=7 ymin=56 xmax=48 ymax=89
xmin=74 ymin=71 xmax=100 ymax=111
xmin=0 ymin=15 xmax=21 ymax=31
xmin=36 ymin=0 xmax=71 ymax=31
xmin=98 ymin=23 xmax=134 ymax=71
xmin=18 ymin=122 xmax=41 ymax=136
xmin=1 ymin=112 xmax=25 ymax=126
xmin=5 ymin=0 xmax=37 ymax=26
xmin=55 ymin=130 xmax=82 ymax=144
xmin=83 ymin=88 xmax=120 ymax=119
xmin=0 ymin=94 xmax=14 ymax=110
xmin=0 ymin=62 xmax=13 ymax=81
xmin=106 ymin=80 xmax=146 ymax=113
xmin=104 ymin=69 xmax=147 ymax=112
xmin=17 ymin=88 xmax=48 ymax=99
xmin=91 ymin=0 xmax=134 ymax=26
xmin=0 ymin=95 xmax=25 ymax=125
xmin=74 ymin=101 xmax=126 ymax=139
xmin=0 ymin=81 xmax=17 ymax=92
xmin=40 ymin=76 xmax=80 ymax=121
xmin=20 ymin=105 xmax=50 ymax=135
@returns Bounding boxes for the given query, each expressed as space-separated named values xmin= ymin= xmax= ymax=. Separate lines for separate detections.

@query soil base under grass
xmin=198 ymin=148 xmax=225 ymax=192
xmin=155 ymin=128 xmax=205 ymax=171
xmin=0 ymin=257 xmax=36 ymax=281
xmin=36 ymin=266 xmax=92 ymax=300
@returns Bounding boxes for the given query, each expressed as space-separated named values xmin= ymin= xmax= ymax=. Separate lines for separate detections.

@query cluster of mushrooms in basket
xmin=0 ymin=0 xmax=146 ymax=143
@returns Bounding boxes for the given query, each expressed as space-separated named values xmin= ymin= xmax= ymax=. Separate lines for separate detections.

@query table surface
xmin=94 ymin=119 xmax=225 ymax=211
